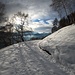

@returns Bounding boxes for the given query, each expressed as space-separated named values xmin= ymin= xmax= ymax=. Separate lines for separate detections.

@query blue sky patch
xmin=32 ymin=19 xmax=50 ymax=24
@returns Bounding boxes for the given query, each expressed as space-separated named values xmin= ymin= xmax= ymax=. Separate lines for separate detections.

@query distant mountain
xmin=23 ymin=31 xmax=51 ymax=40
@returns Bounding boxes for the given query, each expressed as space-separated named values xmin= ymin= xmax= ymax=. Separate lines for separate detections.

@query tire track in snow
xmin=24 ymin=41 xmax=69 ymax=75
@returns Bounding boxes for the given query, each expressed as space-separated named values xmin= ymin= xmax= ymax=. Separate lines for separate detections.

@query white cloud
xmin=1 ymin=0 xmax=54 ymax=17
xmin=0 ymin=0 xmax=58 ymax=20
xmin=46 ymin=20 xmax=53 ymax=27
xmin=28 ymin=19 xmax=53 ymax=33
xmin=34 ymin=26 xmax=52 ymax=33
xmin=0 ymin=0 xmax=58 ymax=32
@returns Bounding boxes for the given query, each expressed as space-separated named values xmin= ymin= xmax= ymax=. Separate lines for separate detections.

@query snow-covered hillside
xmin=0 ymin=40 xmax=69 ymax=75
xmin=0 ymin=24 xmax=75 ymax=75
xmin=39 ymin=24 xmax=75 ymax=75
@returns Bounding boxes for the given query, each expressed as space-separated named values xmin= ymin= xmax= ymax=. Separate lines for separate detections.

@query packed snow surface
xmin=0 ymin=24 xmax=75 ymax=75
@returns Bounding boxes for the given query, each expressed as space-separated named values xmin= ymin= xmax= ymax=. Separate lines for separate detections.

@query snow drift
xmin=39 ymin=24 xmax=75 ymax=74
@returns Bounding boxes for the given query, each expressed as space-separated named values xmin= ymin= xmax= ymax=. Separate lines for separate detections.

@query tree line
xmin=59 ymin=11 xmax=75 ymax=27
xmin=51 ymin=0 xmax=75 ymax=33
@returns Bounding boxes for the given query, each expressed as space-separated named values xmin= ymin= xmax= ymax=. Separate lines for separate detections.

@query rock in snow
xmin=0 ymin=24 xmax=75 ymax=75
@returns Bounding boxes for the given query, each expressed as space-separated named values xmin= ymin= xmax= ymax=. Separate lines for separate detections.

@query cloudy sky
xmin=0 ymin=0 xmax=58 ymax=33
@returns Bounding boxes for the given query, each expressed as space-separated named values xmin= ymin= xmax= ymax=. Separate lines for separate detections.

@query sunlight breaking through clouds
xmin=28 ymin=19 xmax=53 ymax=33
xmin=0 ymin=0 xmax=58 ymax=32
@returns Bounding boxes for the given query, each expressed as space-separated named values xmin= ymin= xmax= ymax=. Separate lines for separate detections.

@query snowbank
xmin=0 ymin=24 xmax=75 ymax=75
xmin=0 ymin=40 xmax=69 ymax=75
xmin=39 ymin=24 xmax=75 ymax=74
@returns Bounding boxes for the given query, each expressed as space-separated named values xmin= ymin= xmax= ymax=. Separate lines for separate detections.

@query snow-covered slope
xmin=39 ymin=24 xmax=75 ymax=75
xmin=0 ymin=40 xmax=69 ymax=75
xmin=0 ymin=24 xmax=75 ymax=75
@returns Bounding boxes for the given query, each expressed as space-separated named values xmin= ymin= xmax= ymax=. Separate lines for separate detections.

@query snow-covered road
xmin=0 ymin=40 xmax=69 ymax=75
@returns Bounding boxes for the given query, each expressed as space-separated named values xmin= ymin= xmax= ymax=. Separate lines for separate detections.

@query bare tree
xmin=0 ymin=2 xmax=8 ymax=48
xmin=50 ymin=0 xmax=62 ymax=18
xmin=10 ymin=12 xmax=32 ymax=42
xmin=50 ymin=0 xmax=75 ymax=25
xmin=51 ymin=0 xmax=67 ymax=17
xmin=50 ymin=0 xmax=75 ymax=18
xmin=0 ymin=2 xmax=6 ymax=23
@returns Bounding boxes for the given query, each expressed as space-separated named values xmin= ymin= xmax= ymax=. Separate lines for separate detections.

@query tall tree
xmin=50 ymin=0 xmax=75 ymax=18
xmin=10 ymin=12 xmax=32 ymax=42
xmin=52 ymin=18 xmax=58 ymax=33
xmin=50 ymin=0 xmax=75 ymax=25
xmin=53 ymin=18 xmax=58 ymax=26
xmin=0 ymin=2 xmax=6 ymax=23
xmin=50 ymin=0 xmax=62 ymax=18
xmin=50 ymin=0 xmax=68 ymax=17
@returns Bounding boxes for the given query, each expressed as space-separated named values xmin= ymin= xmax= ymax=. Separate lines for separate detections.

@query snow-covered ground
xmin=0 ymin=24 xmax=75 ymax=75
xmin=39 ymin=24 xmax=75 ymax=75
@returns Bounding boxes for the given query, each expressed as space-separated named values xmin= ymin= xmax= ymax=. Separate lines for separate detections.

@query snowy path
xmin=0 ymin=40 xmax=69 ymax=75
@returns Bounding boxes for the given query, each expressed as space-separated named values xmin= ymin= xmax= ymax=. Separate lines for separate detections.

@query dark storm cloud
xmin=0 ymin=0 xmax=58 ymax=32
xmin=0 ymin=0 xmax=57 ymax=19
